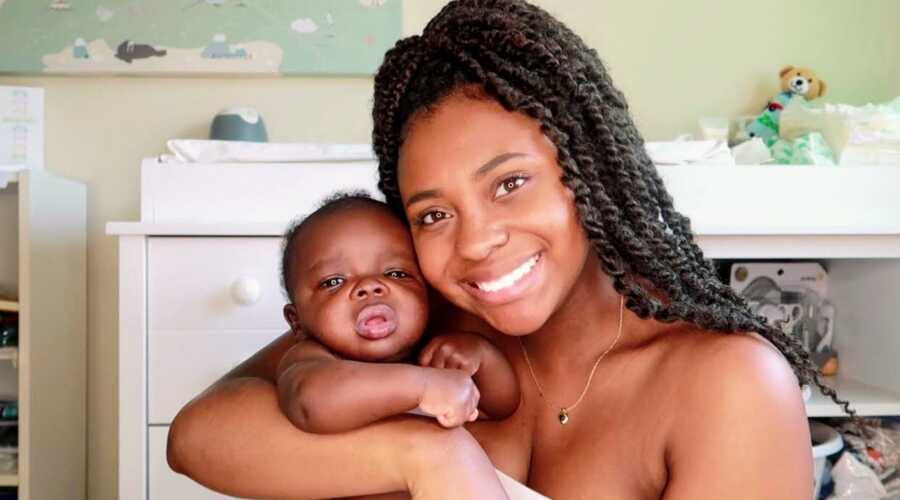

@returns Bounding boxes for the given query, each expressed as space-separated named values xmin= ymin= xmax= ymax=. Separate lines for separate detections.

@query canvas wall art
xmin=0 ymin=0 xmax=402 ymax=75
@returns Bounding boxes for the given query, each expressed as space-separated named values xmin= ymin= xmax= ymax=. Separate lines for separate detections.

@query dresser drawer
xmin=148 ymin=328 xmax=280 ymax=424
xmin=149 ymin=426 xmax=235 ymax=499
xmin=148 ymin=237 xmax=285 ymax=331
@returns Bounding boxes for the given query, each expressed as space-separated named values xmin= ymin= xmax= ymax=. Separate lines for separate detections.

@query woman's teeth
xmin=474 ymin=254 xmax=539 ymax=293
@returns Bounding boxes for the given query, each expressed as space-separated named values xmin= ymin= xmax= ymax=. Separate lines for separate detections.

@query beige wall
xmin=1 ymin=1 xmax=898 ymax=498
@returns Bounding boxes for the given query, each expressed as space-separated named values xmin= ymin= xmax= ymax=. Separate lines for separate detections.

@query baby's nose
xmin=354 ymin=278 xmax=387 ymax=299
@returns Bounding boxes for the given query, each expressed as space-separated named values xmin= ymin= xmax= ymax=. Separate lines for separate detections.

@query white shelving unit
xmin=0 ymin=169 xmax=87 ymax=499
xmin=657 ymin=165 xmax=900 ymax=419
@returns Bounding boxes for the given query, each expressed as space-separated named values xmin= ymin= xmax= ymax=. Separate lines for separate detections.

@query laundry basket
xmin=810 ymin=421 xmax=843 ymax=499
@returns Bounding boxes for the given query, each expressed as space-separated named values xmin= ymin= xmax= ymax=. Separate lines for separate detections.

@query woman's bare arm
xmin=167 ymin=332 xmax=508 ymax=499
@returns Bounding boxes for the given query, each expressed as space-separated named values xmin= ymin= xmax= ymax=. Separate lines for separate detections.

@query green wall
xmin=1 ymin=1 xmax=897 ymax=499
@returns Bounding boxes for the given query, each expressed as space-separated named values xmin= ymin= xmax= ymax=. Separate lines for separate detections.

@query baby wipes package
xmin=779 ymin=96 xmax=900 ymax=165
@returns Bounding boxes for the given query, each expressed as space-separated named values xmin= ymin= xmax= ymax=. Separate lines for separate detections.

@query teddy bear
xmin=743 ymin=66 xmax=827 ymax=145
xmin=780 ymin=65 xmax=827 ymax=100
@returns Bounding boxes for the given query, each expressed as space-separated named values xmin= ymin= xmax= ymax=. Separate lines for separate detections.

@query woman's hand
xmin=419 ymin=332 xmax=487 ymax=374
xmin=420 ymin=332 xmax=521 ymax=420
xmin=418 ymin=367 xmax=480 ymax=427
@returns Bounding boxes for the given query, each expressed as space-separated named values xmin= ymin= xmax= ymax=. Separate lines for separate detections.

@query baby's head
xmin=281 ymin=192 xmax=429 ymax=362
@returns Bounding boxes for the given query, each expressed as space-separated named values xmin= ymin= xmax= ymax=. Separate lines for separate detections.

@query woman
xmin=168 ymin=1 xmax=848 ymax=498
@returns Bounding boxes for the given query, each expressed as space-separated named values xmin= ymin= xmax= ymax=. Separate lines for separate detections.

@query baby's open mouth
xmin=354 ymin=303 xmax=398 ymax=340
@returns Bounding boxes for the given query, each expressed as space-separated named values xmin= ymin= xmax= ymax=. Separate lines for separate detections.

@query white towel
xmin=497 ymin=469 xmax=551 ymax=500
xmin=644 ymin=140 xmax=735 ymax=166
xmin=165 ymin=140 xmax=375 ymax=163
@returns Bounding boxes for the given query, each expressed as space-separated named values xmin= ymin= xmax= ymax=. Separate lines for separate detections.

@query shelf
xmin=0 ymin=348 xmax=16 ymax=363
xmin=0 ymin=166 xmax=23 ymax=190
xmin=0 ymin=473 xmax=16 ymax=487
xmin=657 ymin=165 xmax=900 ymax=259
xmin=0 ymin=301 xmax=17 ymax=313
xmin=806 ymin=374 xmax=900 ymax=417
xmin=107 ymin=221 xmax=286 ymax=236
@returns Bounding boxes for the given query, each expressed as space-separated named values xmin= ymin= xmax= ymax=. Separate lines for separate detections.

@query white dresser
xmin=108 ymin=158 xmax=382 ymax=499
xmin=109 ymin=159 xmax=900 ymax=499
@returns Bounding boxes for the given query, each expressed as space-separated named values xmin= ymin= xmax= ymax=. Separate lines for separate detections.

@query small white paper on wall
xmin=0 ymin=86 xmax=44 ymax=169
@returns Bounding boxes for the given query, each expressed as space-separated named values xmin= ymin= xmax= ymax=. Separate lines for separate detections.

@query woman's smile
xmin=463 ymin=251 xmax=543 ymax=304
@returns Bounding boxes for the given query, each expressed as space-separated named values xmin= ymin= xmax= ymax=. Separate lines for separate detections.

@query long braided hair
xmin=372 ymin=0 xmax=853 ymax=416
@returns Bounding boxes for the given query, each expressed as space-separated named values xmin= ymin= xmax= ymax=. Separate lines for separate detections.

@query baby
xmin=275 ymin=192 xmax=519 ymax=434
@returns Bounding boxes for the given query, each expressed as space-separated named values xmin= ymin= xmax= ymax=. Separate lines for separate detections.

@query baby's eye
xmin=494 ymin=175 xmax=528 ymax=198
xmin=418 ymin=210 xmax=452 ymax=226
xmin=385 ymin=270 xmax=409 ymax=279
xmin=319 ymin=277 xmax=345 ymax=289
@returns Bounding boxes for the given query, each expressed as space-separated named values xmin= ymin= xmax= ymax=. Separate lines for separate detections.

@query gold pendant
xmin=558 ymin=408 xmax=569 ymax=425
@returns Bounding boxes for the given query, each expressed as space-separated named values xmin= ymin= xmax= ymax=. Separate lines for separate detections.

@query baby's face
xmin=284 ymin=205 xmax=429 ymax=362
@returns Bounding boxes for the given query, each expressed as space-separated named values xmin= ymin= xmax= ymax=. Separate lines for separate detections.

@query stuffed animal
xmin=779 ymin=65 xmax=827 ymax=100
xmin=743 ymin=66 xmax=827 ymax=145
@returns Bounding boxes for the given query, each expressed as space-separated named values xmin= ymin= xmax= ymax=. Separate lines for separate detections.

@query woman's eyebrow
xmin=405 ymin=189 xmax=440 ymax=208
xmin=405 ymin=152 xmax=526 ymax=208
xmin=473 ymin=152 xmax=526 ymax=178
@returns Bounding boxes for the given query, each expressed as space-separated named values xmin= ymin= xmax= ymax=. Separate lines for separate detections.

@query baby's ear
xmin=283 ymin=304 xmax=304 ymax=337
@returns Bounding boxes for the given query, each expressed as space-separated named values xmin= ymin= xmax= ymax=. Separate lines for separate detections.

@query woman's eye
xmin=319 ymin=277 xmax=345 ymax=289
xmin=495 ymin=175 xmax=528 ymax=198
xmin=385 ymin=270 xmax=409 ymax=279
xmin=418 ymin=210 xmax=452 ymax=226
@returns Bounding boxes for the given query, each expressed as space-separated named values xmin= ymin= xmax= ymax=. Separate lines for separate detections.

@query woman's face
xmin=397 ymin=93 xmax=593 ymax=336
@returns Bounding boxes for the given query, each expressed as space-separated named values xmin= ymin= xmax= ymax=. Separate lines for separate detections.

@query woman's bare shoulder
xmin=651 ymin=327 xmax=813 ymax=498
xmin=654 ymin=325 xmax=802 ymax=404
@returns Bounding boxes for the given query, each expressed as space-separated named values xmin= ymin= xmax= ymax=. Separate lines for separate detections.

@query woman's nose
xmin=351 ymin=276 xmax=389 ymax=300
xmin=455 ymin=217 xmax=509 ymax=262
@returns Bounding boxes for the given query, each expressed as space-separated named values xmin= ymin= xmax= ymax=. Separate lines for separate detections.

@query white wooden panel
xmin=806 ymin=374 xmax=900 ymax=417
xmin=148 ymin=237 xmax=284 ymax=331
xmin=829 ymin=260 xmax=900 ymax=396
xmin=698 ymin=234 xmax=900 ymax=259
xmin=118 ymin=236 xmax=147 ymax=500
xmin=147 ymin=329 xmax=281 ymax=424
xmin=19 ymin=170 xmax=87 ymax=500
xmin=658 ymin=165 xmax=900 ymax=235
xmin=148 ymin=426 xmax=235 ymax=500
xmin=108 ymin=221 xmax=286 ymax=236
xmin=142 ymin=160 xmax=381 ymax=225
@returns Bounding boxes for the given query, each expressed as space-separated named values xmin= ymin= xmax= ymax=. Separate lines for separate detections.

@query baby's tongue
xmin=355 ymin=304 xmax=398 ymax=340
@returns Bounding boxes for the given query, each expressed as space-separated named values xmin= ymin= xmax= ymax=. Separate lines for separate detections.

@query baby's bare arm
xmin=276 ymin=340 xmax=425 ymax=433
xmin=276 ymin=340 xmax=481 ymax=433
xmin=419 ymin=333 xmax=520 ymax=419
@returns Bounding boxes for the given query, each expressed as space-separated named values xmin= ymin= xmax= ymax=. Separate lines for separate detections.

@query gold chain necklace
xmin=518 ymin=295 xmax=624 ymax=425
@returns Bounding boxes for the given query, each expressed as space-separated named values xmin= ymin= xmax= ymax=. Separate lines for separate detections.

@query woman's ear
xmin=283 ymin=304 xmax=304 ymax=337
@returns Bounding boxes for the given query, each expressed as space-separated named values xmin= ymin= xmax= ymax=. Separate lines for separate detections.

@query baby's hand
xmin=418 ymin=368 xmax=480 ymax=428
xmin=418 ymin=333 xmax=487 ymax=376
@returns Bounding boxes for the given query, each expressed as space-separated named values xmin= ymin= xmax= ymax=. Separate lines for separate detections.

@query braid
xmin=372 ymin=0 xmax=855 ymax=419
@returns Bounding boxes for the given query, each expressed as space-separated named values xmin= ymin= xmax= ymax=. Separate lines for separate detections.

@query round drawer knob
xmin=231 ymin=277 xmax=261 ymax=305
